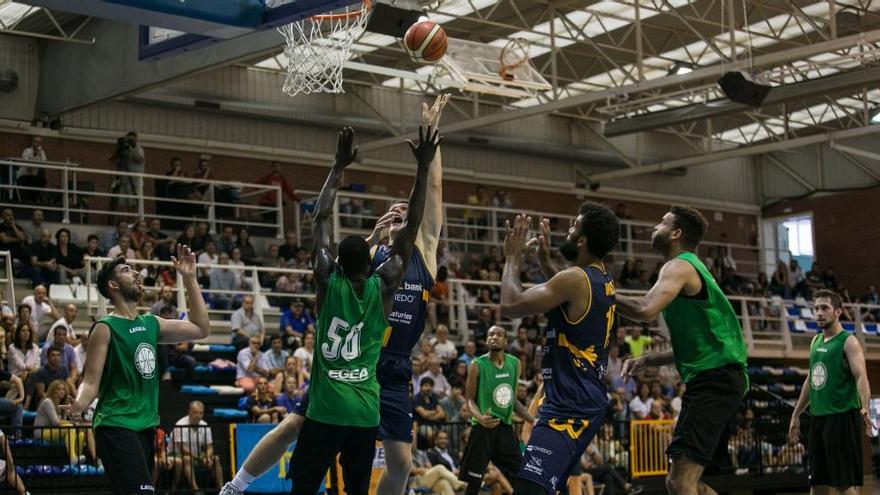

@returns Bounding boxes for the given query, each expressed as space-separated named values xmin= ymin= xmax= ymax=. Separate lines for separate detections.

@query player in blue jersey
xmin=221 ymin=94 xmax=450 ymax=495
xmin=500 ymin=203 xmax=621 ymax=495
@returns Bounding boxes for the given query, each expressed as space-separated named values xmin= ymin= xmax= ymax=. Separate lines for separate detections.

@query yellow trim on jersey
xmin=588 ymin=262 xmax=607 ymax=274
xmin=422 ymin=289 xmax=430 ymax=302
xmin=381 ymin=326 xmax=393 ymax=347
xmin=548 ymin=419 xmax=590 ymax=440
xmin=563 ymin=268 xmax=591 ymax=325
xmin=557 ymin=333 xmax=599 ymax=367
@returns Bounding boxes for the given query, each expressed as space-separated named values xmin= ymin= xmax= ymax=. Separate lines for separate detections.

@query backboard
xmin=439 ymin=38 xmax=551 ymax=98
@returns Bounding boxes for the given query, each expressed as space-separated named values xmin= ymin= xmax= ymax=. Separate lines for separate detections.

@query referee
xmin=789 ymin=289 xmax=875 ymax=493
xmin=459 ymin=326 xmax=534 ymax=495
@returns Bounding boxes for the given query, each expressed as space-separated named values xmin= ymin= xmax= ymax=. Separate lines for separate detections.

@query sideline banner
xmin=232 ymin=423 xmax=297 ymax=493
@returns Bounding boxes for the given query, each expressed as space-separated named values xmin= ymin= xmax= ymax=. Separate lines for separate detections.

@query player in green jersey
xmin=68 ymin=245 xmax=210 ymax=495
xmin=285 ymin=125 xmax=441 ymax=495
xmin=789 ymin=289 xmax=874 ymax=494
xmin=618 ymin=205 xmax=748 ymax=495
xmin=459 ymin=326 xmax=534 ymax=495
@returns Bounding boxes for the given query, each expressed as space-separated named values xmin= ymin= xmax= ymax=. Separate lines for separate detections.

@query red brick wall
xmin=2 ymin=132 xmax=757 ymax=245
xmin=763 ymin=187 xmax=880 ymax=295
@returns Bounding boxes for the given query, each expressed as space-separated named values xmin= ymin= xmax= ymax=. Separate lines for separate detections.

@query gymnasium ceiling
xmin=4 ymin=0 xmax=880 ymax=184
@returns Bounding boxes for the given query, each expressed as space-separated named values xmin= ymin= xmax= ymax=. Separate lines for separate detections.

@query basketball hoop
xmin=278 ymin=0 xmax=373 ymax=96
xmin=498 ymin=38 xmax=529 ymax=82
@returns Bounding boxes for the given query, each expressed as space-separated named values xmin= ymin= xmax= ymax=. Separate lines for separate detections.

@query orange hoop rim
xmin=310 ymin=0 xmax=372 ymax=22
xmin=498 ymin=38 xmax=529 ymax=80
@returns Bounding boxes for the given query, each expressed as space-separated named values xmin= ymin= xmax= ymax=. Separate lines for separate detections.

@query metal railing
xmin=292 ymin=189 xmax=764 ymax=279
xmin=1 ymin=158 xmax=284 ymax=238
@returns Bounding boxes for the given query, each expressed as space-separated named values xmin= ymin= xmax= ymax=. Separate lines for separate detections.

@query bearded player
xmin=68 ymin=246 xmax=211 ymax=495
xmin=619 ymin=205 xmax=748 ymax=495
xmin=221 ymin=94 xmax=449 ymax=495
xmin=500 ymin=203 xmax=620 ymax=495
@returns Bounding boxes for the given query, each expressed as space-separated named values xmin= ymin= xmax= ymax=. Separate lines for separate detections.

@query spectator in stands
xmin=274 ymin=375 xmax=303 ymax=415
xmin=293 ymin=331 xmax=314 ymax=384
xmin=29 ymin=228 xmax=59 ymax=286
xmin=197 ymin=240 xmax=219 ymax=285
xmin=492 ymin=189 xmax=513 ymax=210
xmin=628 ymin=382 xmax=652 ymax=419
xmin=280 ymin=300 xmax=314 ymax=349
xmin=413 ymin=376 xmax=445 ymax=443
xmin=670 ymin=382 xmax=685 ymax=419
xmin=429 ymin=266 xmax=450 ymax=330
xmin=472 ymin=307 xmax=494 ymax=352
xmin=0 ymin=313 xmax=12 ymax=362
xmin=193 ymin=222 xmax=211 ymax=252
xmin=84 ymin=234 xmax=104 ymax=259
xmin=21 ymin=285 xmax=60 ymax=341
xmin=231 ymin=295 xmax=264 ymax=350
xmin=0 ymin=426 xmax=28 ymax=495
xmin=235 ymin=228 xmax=259 ymax=265
xmin=805 ymin=261 xmax=825 ymax=295
xmin=216 ymin=225 xmax=236 ymax=255
xmin=256 ymin=161 xmax=299 ymax=224
xmin=260 ymin=335 xmax=288 ymax=383
xmin=458 ymin=340 xmax=477 ymax=366
xmin=0 ymin=364 xmax=23 ymax=431
xmin=15 ymin=305 xmax=29 ymax=329
xmin=770 ymin=261 xmax=790 ymax=298
xmin=8 ymin=323 xmax=39 ymax=383
xmin=152 ymin=426 xmax=180 ymax=490
xmin=150 ymin=285 xmax=178 ymax=317
xmin=648 ymin=399 xmax=669 ymax=420
xmin=410 ymin=441 xmax=467 ymax=495
xmin=580 ymin=442 xmax=641 ymax=495
xmin=208 ymin=252 xmax=239 ymax=310
xmin=47 ymin=303 xmax=80 ymax=348
xmin=259 ymin=244 xmax=284 ymax=291
xmin=23 ymin=209 xmax=45 ymax=243
xmin=247 ymin=376 xmax=284 ymax=423
xmin=606 ymin=345 xmax=623 ymax=385
xmin=35 ymin=379 xmax=89 ymax=464
xmin=229 ymin=247 xmax=250 ymax=289
xmin=611 ymin=327 xmax=631 ymax=360
xmin=624 ymin=326 xmax=653 ymax=358
xmin=822 ymin=265 xmax=838 ymax=290
xmin=788 ymin=259 xmax=805 ymax=297
xmin=609 ymin=387 xmax=628 ymax=423
xmin=0 ymin=209 xmax=29 ymax=270
xmin=236 ymin=336 xmax=269 ymax=393
xmin=177 ymin=224 xmax=198 ymax=253
xmin=272 ymin=355 xmax=298 ymax=392
xmin=103 ymin=219 xmax=129 ymax=253
xmin=278 ymin=230 xmax=299 ymax=265
xmin=617 ymin=260 xmax=636 ymax=289
xmin=55 ymin=228 xmax=84 ymax=284
xmin=648 ymin=262 xmax=662 ymax=286
xmin=41 ymin=328 xmax=77 ymax=376
xmin=420 ymin=356 xmax=451 ymax=398
xmin=129 ymin=219 xmax=149 ymax=252
xmin=107 ymin=234 xmax=136 ymax=260
xmin=439 ymin=384 xmax=466 ymax=422
xmin=146 ymin=218 xmax=174 ymax=261
xmin=31 ymin=346 xmax=74 ymax=408
xmin=173 ymin=400 xmax=223 ymax=491
xmin=17 ymin=137 xmax=47 ymax=202
xmin=508 ymin=327 xmax=533 ymax=376
xmin=430 ymin=325 xmax=457 ymax=365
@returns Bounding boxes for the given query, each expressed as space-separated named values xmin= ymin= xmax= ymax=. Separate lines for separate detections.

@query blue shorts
xmin=290 ymin=352 xmax=414 ymax=444
xmin=376 ymin=352 xmax=414 ymax=443
xmin=518 ymin=411 xmax=606 ymax=494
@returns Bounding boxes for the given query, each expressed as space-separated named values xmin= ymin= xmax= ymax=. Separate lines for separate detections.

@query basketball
xmin=403 ymin=20 xmax=448 ymax=64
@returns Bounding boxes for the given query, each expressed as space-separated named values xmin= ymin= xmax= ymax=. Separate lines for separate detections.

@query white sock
xmin=230 ymin=468 xmax=257 ymax=491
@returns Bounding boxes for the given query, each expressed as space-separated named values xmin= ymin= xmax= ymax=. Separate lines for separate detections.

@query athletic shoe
xmin=219 ymin=482 xmax=243 ymax=495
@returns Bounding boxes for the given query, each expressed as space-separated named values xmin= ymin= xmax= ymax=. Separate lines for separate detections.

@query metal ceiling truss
xmin=0 ymin=4 xmax=93 ymax=44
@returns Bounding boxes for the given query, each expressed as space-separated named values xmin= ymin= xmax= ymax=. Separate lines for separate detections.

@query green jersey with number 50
xmin=307 ymin=271 xmax=390 ymax=427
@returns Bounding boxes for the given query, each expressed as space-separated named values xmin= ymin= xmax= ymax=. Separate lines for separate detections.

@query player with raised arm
xmin=499 ymin=203 xmax=620 ymax=495
xmin=617 ymin=205 xmax=748 ymax=495
xmin=68 ymin=245 xmax=211 ymax=495
xmin=288 ymin=125 xmax=439 ymax=495
xmin=221 ymin=95 xmax=449 ymax=495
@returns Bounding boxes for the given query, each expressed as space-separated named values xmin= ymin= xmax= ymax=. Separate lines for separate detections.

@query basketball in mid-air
xmin=403 ymin=20 xmax=448 ymax=64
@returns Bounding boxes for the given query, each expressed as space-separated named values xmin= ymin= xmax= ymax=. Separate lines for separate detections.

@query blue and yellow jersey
xmin=540 ymin=263 xmax=616 ymax=419
xmin=370 ymin=244 xmax=434 ymax=356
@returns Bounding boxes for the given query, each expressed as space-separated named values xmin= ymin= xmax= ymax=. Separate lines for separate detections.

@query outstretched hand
xmin=503 ymin=214 xmax=532 ymax=259
xmin=334 ymin=127 xmax=359 ymax=169
xmin=172 ymin=244 xmax=197 ymax=278
xmin=526 ymin=217 xmax=552 ymax=261
xmin=407 ymin=125 xmax=443 ymax=167
xmin=421 ymin=93 xmax=451 ymax=127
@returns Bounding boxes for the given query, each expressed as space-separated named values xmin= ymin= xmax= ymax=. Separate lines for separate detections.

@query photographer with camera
xmin=110 ymin=131 xmax=146 ymax=212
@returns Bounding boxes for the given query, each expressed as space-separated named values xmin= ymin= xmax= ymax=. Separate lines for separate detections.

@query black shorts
xmin=667 ymin=364 xmax=746 ymax=470
xmin=459 ymin=423 xmax=521 ymax=493
xmin=95 ymin=426 xmax=156 ymax=495
xmin=288 ymin=417 xmax=377 ymax=495
xmin=808 ymin=408 xmax=864 ymax=488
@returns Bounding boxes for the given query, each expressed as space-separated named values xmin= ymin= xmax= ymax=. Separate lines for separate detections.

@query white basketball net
xmin=278 ymin=2 xmax=372 ymax=96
